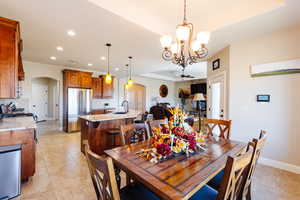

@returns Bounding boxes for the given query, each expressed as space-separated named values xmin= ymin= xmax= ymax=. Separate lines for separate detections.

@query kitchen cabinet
xmin=0 ymin=17 xmax=23 ymax=98
xmin=92 ymin=77 xmax=102 ymax=99
xmin=0 ymin=128 xmax=36 ymax=181
xmin=80 ymin=72 xmax=92 ymax=88
xmin=63 ymin=69 xmax=92 ymax=88
xmin=100 ymin=75 xmax=114 ymax=99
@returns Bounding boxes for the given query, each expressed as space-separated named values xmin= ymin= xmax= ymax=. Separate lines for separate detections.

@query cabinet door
xmin=0 ymin=22 xmax=17 ymax=98
xmin=92 ymin=77 xmax=102 ymax=99
xmin=101 ymin=76 xmax=114 ymax=99
xmin=66 ymin=71 xmax=80 ymax=88
xmin=80 ymin=72 xmax=92 ymax=88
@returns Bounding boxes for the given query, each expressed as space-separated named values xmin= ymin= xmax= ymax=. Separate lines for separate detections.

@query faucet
xmin=121 ymin=100 xmax=129 ymax=113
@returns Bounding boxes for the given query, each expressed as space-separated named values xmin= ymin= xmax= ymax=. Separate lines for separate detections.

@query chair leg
xmin=246 ymin=184 xmax=252 ymax=200
xmin=114 ymin=167 xmax=121 ymax=190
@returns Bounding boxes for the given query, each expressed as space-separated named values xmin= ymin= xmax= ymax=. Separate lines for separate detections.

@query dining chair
xmin=190 ymin=142 xmax=253 ymax=200
xmin=203 ymin=119 xmax=232 ymax=139
xmin=84 ymin=141 xmax=160 ymax=200
xmin=207 ymin=131 xmax=267 ymax=199
xmin=240 ymin=130 xmax=267 ymax=200
xmin=120 ymin=124 xmax=147 ymax=145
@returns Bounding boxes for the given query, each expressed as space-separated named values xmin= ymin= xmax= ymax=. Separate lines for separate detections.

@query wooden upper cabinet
xmin=63 ymin=69 xmax=92 ymax=89
xmin=92 ymin=77 xmax=102 ymax=99
xmin=80 ymin=72 xmax=92 ymax=89
xmin=18 ymin=39 xmax=25 ymax=81
xmin=100 ymin=75 xmax=114 ymax=99
xmin=0 ymin=17 xmax=20 ymax=98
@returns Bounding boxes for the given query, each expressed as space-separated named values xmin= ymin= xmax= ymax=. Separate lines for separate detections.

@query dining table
xmin=105 ymin=136 xmax=246 ymax=200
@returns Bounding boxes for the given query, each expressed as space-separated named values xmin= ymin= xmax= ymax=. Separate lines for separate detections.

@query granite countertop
xmin=80 ymin=110 xmax=139 ymax=122
xmin=0 ymin=116 xmax=36 ymax=132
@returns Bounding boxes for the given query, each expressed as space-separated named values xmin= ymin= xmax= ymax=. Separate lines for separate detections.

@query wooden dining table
xmin=105 ymin=137 xmax=246 ymax=200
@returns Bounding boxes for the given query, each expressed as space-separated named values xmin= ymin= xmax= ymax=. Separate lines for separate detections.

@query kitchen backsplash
xmin=0 ymin=98 xmax=30 ymax=112
xmin=91 ymin=99 xmax=118 ymax=110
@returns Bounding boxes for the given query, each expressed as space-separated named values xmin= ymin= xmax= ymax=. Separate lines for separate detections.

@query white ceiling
xmin=1 ymin=0 xmax=299 ymax=80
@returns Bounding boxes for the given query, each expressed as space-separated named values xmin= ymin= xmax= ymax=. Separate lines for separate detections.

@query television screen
xmin=191 ymin=83 xmax=207 ymax=94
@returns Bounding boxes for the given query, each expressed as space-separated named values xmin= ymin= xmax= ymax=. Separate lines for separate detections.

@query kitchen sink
xmin=113 ymin=111 xmax=128 ymax=114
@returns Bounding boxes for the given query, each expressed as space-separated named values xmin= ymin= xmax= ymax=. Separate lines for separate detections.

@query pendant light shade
xmin=105 ymin=43 xmax=112 ymax=84
xmin=127 ymin=56 xmax=134 ymax=87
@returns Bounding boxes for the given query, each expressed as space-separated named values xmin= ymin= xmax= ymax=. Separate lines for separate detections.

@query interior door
xmin=208 ymin=73 xmax=226 ymax=120
xmin=125 ymin=84 xmax=146 ymax=114
xmin=32 ymin=82 xmax=48 ymax=121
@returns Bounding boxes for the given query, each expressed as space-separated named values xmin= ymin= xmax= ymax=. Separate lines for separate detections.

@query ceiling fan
xmin=180 ymin=68 xmax=195 ymax=79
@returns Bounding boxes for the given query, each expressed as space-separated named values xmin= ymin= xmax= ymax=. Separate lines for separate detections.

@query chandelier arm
xmin=162 ymin=49 xmax=173 ymax=61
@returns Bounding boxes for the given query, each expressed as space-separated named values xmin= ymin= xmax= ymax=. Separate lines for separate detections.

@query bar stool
xmin=106 ymin=128 xmax=121 ymax=148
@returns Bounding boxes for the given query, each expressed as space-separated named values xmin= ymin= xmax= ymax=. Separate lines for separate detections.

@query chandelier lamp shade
xmin=105 ymin=43 xmax=112 ymax=84
xmin=127 ymin=56 xmax=134 ymax=87
xmin=160 ymin=0 xmax=210 ymax=69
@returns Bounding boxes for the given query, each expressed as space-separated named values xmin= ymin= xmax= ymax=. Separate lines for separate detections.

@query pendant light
xmin=125 ymin=64 xmax=129 ymax=90
xmin=105 ymin=43 xmax=112 ymax=84
xmin=127 ymin=56 xmax=133 ymax=87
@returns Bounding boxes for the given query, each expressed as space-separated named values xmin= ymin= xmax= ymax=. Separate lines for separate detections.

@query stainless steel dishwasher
xmin=0 ymin=144 xmax=21 ymax=200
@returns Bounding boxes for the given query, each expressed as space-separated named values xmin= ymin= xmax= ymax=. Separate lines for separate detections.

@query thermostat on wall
xmin=257 ymin=95 xmax=270 ymax=102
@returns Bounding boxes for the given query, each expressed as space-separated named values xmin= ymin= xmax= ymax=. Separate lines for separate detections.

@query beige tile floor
xmin=13 ymin=121 xmax=300 ymax=200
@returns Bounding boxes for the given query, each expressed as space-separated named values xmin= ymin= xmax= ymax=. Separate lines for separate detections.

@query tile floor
xmin=13 ymin=121 xmax=300 ymax=200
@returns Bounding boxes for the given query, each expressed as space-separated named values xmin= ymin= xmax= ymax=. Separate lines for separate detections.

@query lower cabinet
xmin=0 ymin=129 xmax=36 ymax=180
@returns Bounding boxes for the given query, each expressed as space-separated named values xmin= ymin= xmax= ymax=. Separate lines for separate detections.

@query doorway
xmin=125 ymin=83 xmax=146 ymax=114
xmin=31 ymin=77 xmax=59 ymax=122
xmin=207 ymin=72 xmax=227 ymax=120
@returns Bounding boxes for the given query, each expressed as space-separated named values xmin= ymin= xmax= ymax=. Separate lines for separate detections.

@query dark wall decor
xmin=159 ymin=84 xmax=168 ymax=97
xmin=257 ymin=95 xmax=270 ymax=102
xmin=212 ymin=58 xmax=220 ymax=71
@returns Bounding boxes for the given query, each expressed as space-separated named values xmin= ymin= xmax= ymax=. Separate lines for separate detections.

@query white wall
xmin=119 ymin=76 xmax=176 ymax=111
xmin=229 ymin=26 xmax=300 ymax=167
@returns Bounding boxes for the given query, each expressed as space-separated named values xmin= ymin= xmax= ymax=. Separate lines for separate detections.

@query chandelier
xmin=160 ymin=0 xmax=210 ymax=69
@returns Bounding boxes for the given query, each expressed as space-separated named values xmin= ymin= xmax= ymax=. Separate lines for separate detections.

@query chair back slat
xmin=240 ymin=130 xmax=267 ymax=199
xmin=217 ymin=144 xmax=253 ymax=200
xmin=84 ymin=142 xmax=120 ymax=200
xmin=120 ymin=124 xmax=147 ymax=145
xmin=144 ymin=119 xmax=168 ymax=138
xmin=204 ymin=119 xmax=232 ymax=139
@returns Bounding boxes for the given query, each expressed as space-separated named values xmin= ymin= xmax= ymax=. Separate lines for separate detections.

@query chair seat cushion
xmin=207 ymin=170 xmax=224 ymax=190
xmin=120 ymin=182 xmax=160 ymax=200
xmin=189 ymin=185 xmax=218 ymax=200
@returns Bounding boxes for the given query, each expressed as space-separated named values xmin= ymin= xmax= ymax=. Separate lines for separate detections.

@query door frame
xmin=207 ymin=71 xmax=228 ymax=119
xmin=31 ymin=77 xmax=60 ymax=121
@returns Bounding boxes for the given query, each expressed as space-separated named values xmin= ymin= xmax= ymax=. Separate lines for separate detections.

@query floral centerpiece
xmin=136 ymin=108 xmax=206 ymax=163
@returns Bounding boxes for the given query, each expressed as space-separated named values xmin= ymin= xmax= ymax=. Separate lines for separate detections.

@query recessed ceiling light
xmin=88 ymin=63 xmax=93 ymax=66
xmin=115 ymin=67 xmax=119 ymax=71
xmin=56 ymin=46 xmax=63 ymax=51
xmin=67 ymin=30 xmax=76 ymax=36
xmin=101 ymin=56 xmax=106 ymax=60
xmin=50 ymin=56 xmax=56 ymax=60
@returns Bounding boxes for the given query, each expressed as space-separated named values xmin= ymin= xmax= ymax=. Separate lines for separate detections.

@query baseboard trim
xmin=258 ymin=157 xmax=300 ymax=174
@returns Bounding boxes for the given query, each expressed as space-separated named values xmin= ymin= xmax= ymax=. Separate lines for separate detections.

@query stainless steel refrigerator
xmin=67 ymin=88 xmax=92 ymax=132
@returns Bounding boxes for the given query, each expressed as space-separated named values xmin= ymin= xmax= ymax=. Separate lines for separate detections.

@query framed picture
xmin=212 ymin=59 xmax=220 ymax=71
xmin=257 ymin=95 xmax=270 ymax=102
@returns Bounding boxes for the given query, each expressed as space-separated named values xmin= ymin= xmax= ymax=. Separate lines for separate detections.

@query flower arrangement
xmin=136 ymin=108 xmax=206 ymax=163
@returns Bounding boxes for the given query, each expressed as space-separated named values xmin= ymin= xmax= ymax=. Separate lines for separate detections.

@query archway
xmin=125 ymin=83 xmax=146 ymax=114
xmin=31 ymin=77 xmax=59 ymax=121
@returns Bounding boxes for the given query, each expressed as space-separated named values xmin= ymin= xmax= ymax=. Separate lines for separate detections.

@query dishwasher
xmin=0 ymin=144 xmax=21 ymax=200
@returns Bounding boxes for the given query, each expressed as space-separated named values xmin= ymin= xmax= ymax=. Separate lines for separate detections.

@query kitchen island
xmin=79 ymin=111 xmax=139 ymax=155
